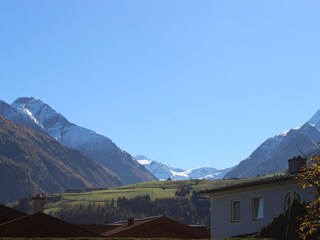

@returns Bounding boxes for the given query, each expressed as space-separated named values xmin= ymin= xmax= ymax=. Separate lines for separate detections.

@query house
xmin=102 ymin=215 xmax=210 ymax=239
xmin=0 ymin=195 xmax=103 ymax=238
xmin=0 ymin=212 xmax=103 ymax=238
xmin=0 ymin=205 xmax=27 ymax=224
xmin=201 ymin=156 xmax=315 ymax=239
xmin=80 ymin=223 xmax=122 ymax=233
xmin=0 ymin=195 xmax=209 ymax=239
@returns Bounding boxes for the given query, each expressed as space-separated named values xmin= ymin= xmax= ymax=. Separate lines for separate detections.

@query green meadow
xmin=44 ymin=177 xmax=272 ymax=214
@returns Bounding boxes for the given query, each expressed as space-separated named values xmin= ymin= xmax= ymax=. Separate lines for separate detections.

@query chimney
xmin=288 ymin=155 xmax=306 ymax=174
xmin=127 ymin=218 xmax=134 ymax=226
xmin=32 ymin=193 xmax=45 ymax=214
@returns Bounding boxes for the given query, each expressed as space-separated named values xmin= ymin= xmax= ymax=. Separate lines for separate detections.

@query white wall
xmin=209 ymin=180 xmax=314 ymax=239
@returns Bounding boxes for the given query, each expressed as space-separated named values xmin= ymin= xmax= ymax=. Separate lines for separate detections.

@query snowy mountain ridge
xmin=1 ymin=97 xmax=157 ymax=185
xmin=135 ymin=155 xmax=233 ymax=180
xmin=225 ymin=111 xmax=320 ymax=178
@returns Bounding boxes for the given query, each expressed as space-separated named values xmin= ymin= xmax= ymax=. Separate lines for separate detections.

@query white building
xmin=201 ymin=156 xmax=315 ymax=239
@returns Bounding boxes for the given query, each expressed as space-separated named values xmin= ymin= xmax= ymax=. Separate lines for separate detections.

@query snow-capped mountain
xmin=308 ymin=109 xmax=320 ymax=129
xmin=225 ymin=112 xmax=320 ymax=178
xmin=0 ymin=115 xmax=123 ymax=202
xmin=1 ymin=97 xmax=156 ymax=185
xmin=0 ymin=100 xmax=45 ymax=133
xmin=134 ymin=155 xmax=233 ymax=180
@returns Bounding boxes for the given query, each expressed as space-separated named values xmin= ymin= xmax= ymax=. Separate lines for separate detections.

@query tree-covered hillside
xmin=0 ymin=116 xmax=122 ymax=202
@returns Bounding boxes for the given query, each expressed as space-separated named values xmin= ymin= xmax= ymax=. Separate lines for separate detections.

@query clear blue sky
xmin=1 ymin=1 xmax=320 ymax=169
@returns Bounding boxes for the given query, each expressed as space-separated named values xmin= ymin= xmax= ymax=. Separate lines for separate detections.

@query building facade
xmin=202 ymin=157 xmax=315 ymax=239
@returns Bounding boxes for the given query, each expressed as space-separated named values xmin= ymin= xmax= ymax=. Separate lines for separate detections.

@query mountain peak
xmin=5 ymin=97 xmax=157 ymax=184
xmin=308 ymin=109 xmax=320 ymax=128
xmin=10 ymin=97 xmax=68 ymax=132
xmin=226 ymin=109 xmax=320 ymax=179
xmin=10 ymin=97 xmax=49 ymax=129
xmin=11 ymin=97 xmax=48 ymax=117
xmin=12 ymin=97 xmax=36 ymax=105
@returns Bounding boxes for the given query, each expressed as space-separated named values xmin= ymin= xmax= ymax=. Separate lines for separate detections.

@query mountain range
xmin=225 ymin=110 xmax=320 ymax=178
xmin=137 ymin=109 xmax=320 ymax=180
xmin=134 ymin=155 xmax=233 ymax=180
xmin=2 ymin=96 xmax=320 ymax=201
xmin=0 ymin=97 xmax=156 ymax=201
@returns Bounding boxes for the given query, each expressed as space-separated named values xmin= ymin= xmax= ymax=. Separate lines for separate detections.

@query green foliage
xmin=285 ymin=199 xmax=305 ymax=240
xmin=46 ymin=177 xmax=265 ymax=214
xmin=51 ymin=192 xmax=210 ymax=226
xmin=257 ymin=199 xmax=305 ymax=240
xmin=174 ymin=184 xmax=191 ymax=197
xmin=298 ymin=156 xmax=320 ymax=240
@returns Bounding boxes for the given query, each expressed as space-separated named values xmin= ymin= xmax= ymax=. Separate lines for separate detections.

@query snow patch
xmin=23 ymin=107 xmax=44 ymax=128
xmin=137 ymin=159 xmax=153 ymax=165
xmin=279 ymin=131 xmax=288 ymax=137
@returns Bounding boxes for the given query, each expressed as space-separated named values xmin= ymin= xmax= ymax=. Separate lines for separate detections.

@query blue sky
xmin=1 ymin=1 xmax=320 ymax=169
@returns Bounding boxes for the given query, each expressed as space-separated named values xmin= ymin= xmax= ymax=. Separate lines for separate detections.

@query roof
xmin=103 ymin=215 xmax=210 ymax=239
xmin=200 ymin=174 xmax=298 ymax=195
xmin=114 ymin=215 xmax=163 ymax=224
xmin=0 ymin=205 xmax=28 ymax=224
xmin=0 ymin=212 xmax=103 ymax=238
xmin=80 ymin=223 xmax=122 ymax=233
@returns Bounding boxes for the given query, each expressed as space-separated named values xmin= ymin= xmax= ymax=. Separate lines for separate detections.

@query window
xmin=284 ymin=191 xmax=301 ymax=210
xmin=231 ymin=200 xmax=241 ymax=222
xmin=252 ymin=197 xmax=264 ymax=220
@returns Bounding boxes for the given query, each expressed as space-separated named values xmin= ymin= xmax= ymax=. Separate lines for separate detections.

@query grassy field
xmin=44 ymin=175 xmax=279 ymax=214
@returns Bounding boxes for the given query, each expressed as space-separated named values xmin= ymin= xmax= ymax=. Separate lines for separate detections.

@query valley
xmin=44 ymin=177 xmax=273 ymax=215
xmin=1 ymin=2 xmax=318 ymax=238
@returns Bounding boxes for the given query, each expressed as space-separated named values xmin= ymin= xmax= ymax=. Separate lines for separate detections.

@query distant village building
xmin=201 ymin=156 xmax=315 ymax=239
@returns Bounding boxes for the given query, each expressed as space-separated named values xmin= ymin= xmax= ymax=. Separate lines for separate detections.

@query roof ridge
xmin=200 ymin=174 xmax=297 ymax=194
xmin=115 ymin=215 xmax=164 ymax=223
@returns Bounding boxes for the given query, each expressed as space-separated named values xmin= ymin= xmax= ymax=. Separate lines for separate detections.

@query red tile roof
xmin=0 ymin=212 xmax=103 ymax=238
xmin=0 ymin=205 xmax=27 ymax=224
xmin=103 ymin=215 xmax=210 ymax=239
xmin=80 ymin=223 xmax=122 ymax=233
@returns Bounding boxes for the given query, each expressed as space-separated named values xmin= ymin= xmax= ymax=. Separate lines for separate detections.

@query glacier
xmin=135 ymin=155 xmax=233 ymax=180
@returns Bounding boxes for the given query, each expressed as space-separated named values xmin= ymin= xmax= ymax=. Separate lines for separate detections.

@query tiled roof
xmin=80 ymin=223 xmax=122 ymax=233
xmin=0 ymin=205 xmax=27 ymax=224
xmin=0 ymin=212 xmax=103 ymax=237
xmin=103 ymin=215 xmax=210 ymax=239
xmin=115 ymin=215 xmax=163 ymax=224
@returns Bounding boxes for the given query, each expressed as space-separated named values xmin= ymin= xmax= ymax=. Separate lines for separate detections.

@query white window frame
xmin=252 ymin=196 xmax=264 ymax=220
xmin=283 ymin=191 xmax=301 ymax=210
xmin=230 ymin=199 xmax=241 ymax=223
